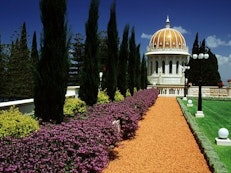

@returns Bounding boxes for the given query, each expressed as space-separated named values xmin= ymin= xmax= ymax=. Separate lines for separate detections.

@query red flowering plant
xmin=217 ymin=81 xmax=224 ymax=88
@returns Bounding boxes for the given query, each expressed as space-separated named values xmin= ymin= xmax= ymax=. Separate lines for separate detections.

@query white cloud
xmin=206 ymin=35 xmax=226 ymax=48
xmin=172 ymin=26 xmax=188 ymax=34
xmin=206 ymin=35 xmax=231 ymax=48
xmin=141 ymin=33 xmax=152 ymax=39
xmin=216 ymin=54 xmax=231 ymax=66
xmin=227 ymin=40 xmax=231 ymax=46
xmin=216 ymin=54 xmax=231 ymax=82
xmin=140 ymin=26 xmax=188 ymax=40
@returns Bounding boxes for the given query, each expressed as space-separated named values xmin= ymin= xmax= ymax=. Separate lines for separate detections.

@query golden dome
xmin=146 ymin=17 xmax=189 ymax=55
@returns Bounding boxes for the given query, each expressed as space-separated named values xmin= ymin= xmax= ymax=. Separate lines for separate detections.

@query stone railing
xmin=0 ymin=86 xmax=80 ymax=114
xmin=188 ymin=86 xmax=231 ymax=97
xmin=146 ymin=46 xmax=189 ymax=55
xmin=148 ymin=85 xmax=231 ymax=98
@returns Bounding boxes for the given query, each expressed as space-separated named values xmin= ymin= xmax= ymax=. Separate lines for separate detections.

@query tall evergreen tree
xmin=19 ymin=22 xmax=33 ymax=98
xmin=117 ymin=24 xmax=129 ymax=97
xmin=205 ymin=47 xmax=221 ymax=85
xmin=187 ymin=33 xmax=221 ymax=86
xmin=0 ymin=43 xmax=11 ymax=100
xmin=140 ymin=54 xmax=147 ymax=89
xmin=135 ymin=44 xmax=141 ymax=90
xmin=79 ymin=0 xmax=100 ymax=106
xmin=69 ymin=33 xmax=85 ymax=86
xmin=34 ymin=0 xmax=69 ymax=123
xmin=31 ymin=31 xmax=39 ymax=67
xmin=5 ymin=23 xmax=32 ymax=99
xmin=0 ymin=36 xmax=4 ymax=100
xmin=98 ymin=31 xmax=108 ymax=90
xmin=193 ymin=32 xmax=199 ymax=53
xmin=5 ymin=41 xmax=17 ymax=99
xmin=105 ymin=1 xmax=118 ymax=101
xmin=128 ymin=27 xmax=136 ymax=95
xmin=6 ymin=22 xmax=33 ymax=100
xmin=31 ymin=31 xmax=39 ymax=96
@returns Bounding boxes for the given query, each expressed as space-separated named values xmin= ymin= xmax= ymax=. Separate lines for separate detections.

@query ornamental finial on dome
xmin=166 ymin=16 xmax=170 ymax=28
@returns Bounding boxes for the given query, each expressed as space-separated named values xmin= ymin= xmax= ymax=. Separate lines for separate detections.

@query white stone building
xmin=146 ymin=17 xmax=190 ymax=95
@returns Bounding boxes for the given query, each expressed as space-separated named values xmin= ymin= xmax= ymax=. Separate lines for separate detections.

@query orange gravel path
xmin=103 ymin=97 xmax=211 ymax=173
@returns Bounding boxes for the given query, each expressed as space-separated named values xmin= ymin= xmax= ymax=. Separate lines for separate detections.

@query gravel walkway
xmin=103 ymin=97 xmax=211 ymax=173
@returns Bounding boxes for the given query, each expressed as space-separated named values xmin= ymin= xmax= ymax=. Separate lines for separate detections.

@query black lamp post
xmin=192 ymin=52 xmax=209 ymax=117
xmin=99 ymin=72 xmax=103 ymax=90
xmin=182 ymin=66 xmax=190 ymax=100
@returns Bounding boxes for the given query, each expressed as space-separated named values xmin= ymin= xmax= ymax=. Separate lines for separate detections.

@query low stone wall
xmin=0 ymin=99 xmax=34 ymax=114
xmin=148 ymin=85 xmax=231 ymax=97
xmin=188 ymin=86 xmax=230 ymax=97
xmin=0 ymin=86 xmax=80 ymax=114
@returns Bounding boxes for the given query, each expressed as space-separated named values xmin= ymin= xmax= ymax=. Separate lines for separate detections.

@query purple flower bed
xmin=0 ymin=88 xmax=158 ymax=172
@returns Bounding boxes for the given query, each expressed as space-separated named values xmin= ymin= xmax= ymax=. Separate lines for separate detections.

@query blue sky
xmin=1 ymin=0 xmax=231 ymax=83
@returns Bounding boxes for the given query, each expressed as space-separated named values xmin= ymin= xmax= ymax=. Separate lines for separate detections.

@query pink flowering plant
xmin=0 ymin=88 xmax=159 ymax=172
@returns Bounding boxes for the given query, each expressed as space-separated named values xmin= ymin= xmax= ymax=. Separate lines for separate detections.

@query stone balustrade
xmin=0 ymin=86 xmax=80 ymax=114
xmin=148 ymin=85 xmax=231 ymax=97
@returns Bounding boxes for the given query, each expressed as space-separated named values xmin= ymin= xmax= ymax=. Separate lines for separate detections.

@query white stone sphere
xmin=218 ymin=128 xmax=229 ymax=139
xmin=187 ymin=100 xmax=192 ymax=104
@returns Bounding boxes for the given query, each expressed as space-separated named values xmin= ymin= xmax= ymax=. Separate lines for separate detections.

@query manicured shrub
xmin=126 ymin=89 xmax=131 ymax=97
xmin=64 ymin=98 xmax=87 ymax=116
xmin=97 ymin=90 xmax=110 ymax=104
xmin=114 ymin=90 xmax=124 ymax=102
xmin=0 ymin=106 xmax=39 ymax=138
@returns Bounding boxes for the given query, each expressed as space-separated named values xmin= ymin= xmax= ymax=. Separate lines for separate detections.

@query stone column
xmin=227 ymin=81 xmax=231 ymax=97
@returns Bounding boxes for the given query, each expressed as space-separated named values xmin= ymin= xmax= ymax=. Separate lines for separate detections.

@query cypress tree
xmin=79 ymin=0 xmax=100 ymax=106
xmin=105 ymin=1 xmax=118 ymax=101
xmin=69 ymin=33 xmax=85 ymax=86
xmin=117 ymin=24 xmax=129 ymax=97
xmin=5 ymin=42 xmax=15 ymax=99
xmin=140 ymin=54 xmax=147 ymax=89
xmin=193 ymin=32 xmax=199 ymax=53
xmin=31 ymin=31 xmax=39 ymax=67
xmin=31 ymin=31 xmax=39 ymax=96
xmin=19 ymin=22 xmax=33 ymax=98
xmin=0 ymin=36 xmax=4 ymax=100
xmin=187 ymin=33 xmax=199 ymax=85
xmin=98 ymin=31 xmax=108 ymax=90
xmin=6 ymin=39 xmax=21 ymax=99
xmin=0 ymin=43 xmax=10 ymax=100
xmin=128 ymin=27 xmax=136 ymax=95
xmin=204 ymin=48 xmax=221 ymax=85
xmin=5 ymin=23 xmax=32 ymax=99
xmin=187 ymin=33 xmax=221 ymax=86
xmin=34 ymin=0 xmax=69 ymax=123
xmin=135 ymin=44 xmax=141 ymax=90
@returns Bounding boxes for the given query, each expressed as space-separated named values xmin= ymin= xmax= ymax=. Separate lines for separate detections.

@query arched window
xmin=162 ymin=61 xmax=165 ymax=74
xmin=169 ymin=61 xmax=172 ymax=74
xmin=176 ymin=61 xmax=179 ymax=74
xmin=150 ymin=61 xmax=153 ymax=75
xmin=155 ymin=61 xmax=158 ymax=74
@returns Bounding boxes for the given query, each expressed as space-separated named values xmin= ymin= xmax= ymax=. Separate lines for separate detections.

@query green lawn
xmin=184 ymin=98 xmax=231 ymax=172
